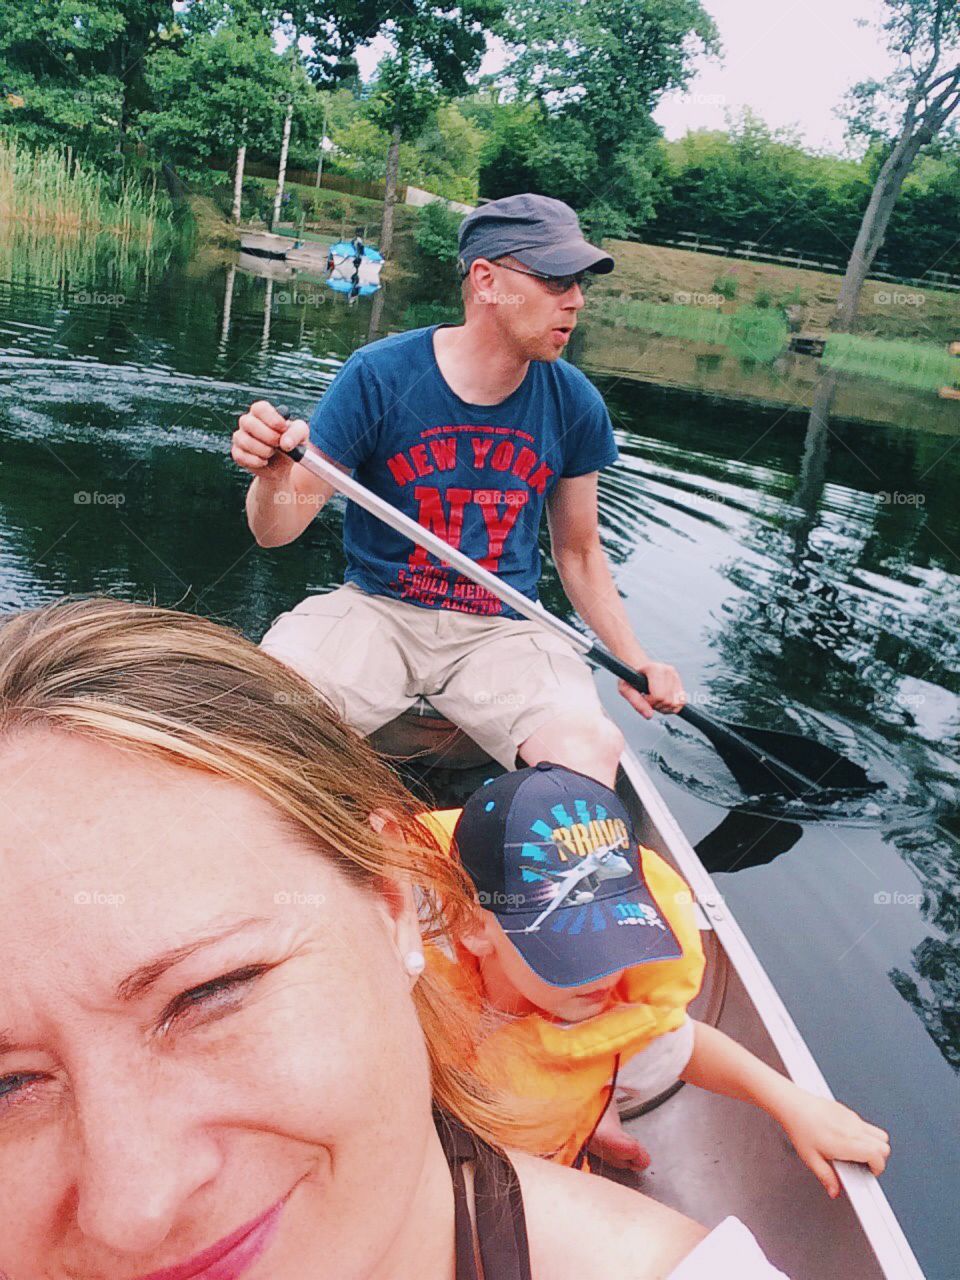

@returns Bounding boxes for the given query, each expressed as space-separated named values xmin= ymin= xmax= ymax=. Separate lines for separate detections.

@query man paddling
xmin=232 ymin=193 xmax=685 ymax=785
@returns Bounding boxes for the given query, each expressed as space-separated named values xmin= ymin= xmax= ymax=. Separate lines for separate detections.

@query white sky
xmin=354 ymin=0 xmax=897 ymax=157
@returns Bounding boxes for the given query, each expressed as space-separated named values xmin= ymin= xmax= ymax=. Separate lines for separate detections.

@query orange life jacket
xmin=420 ymin=808 xmax=706 ymax=1165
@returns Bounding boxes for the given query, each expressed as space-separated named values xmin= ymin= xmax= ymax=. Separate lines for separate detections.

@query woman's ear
xmin=368 ymin=807 xmax=404 ymax=843
xmin=371 ymin=873 xmax=423 ymax=972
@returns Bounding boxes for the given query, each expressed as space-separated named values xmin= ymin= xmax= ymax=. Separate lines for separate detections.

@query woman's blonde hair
xmin=0 ymin=595 xmax=544 ymax=1151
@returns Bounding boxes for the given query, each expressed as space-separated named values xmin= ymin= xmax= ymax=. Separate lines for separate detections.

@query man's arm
xmin=546 ymin=472 xmax=684 ymax=716
xmin=233 ymin=401 xmax=340 ymax=547
xmin=246 ymin=453 xmax=336 ymax=548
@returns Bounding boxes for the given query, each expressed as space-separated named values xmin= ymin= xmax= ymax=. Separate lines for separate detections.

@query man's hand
xmin=618 ymin=661 xmax=686 ymax=720
xmin=232 ymin=400 xmax=308 ymax=480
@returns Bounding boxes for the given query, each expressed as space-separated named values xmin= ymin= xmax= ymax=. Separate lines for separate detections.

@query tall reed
xmin=0 ymin=137 xmax=167 ymax=247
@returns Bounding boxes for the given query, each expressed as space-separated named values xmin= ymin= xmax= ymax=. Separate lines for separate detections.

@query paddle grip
xmin=276 ymin=406 xmax=306 ymax=462
xmin=586 ymin=643 xmax=650 ymax=695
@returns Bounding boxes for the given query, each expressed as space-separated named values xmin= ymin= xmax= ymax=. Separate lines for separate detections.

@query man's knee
xmin=520 ymin=712 xmax=624 ymax=787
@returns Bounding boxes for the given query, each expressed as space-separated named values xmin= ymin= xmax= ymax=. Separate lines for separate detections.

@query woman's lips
xmin=134 ymin=1195 xmax=287 ymax=1280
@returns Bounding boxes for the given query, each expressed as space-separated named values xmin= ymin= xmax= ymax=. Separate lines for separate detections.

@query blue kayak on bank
xmin=326 ymin=239 xmax=384 ymax=297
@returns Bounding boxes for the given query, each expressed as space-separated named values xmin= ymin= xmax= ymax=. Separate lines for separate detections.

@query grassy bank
xmin=590 ymin=240 xmax=960 ymax=345
xmin=0 ymin=139 xmax=170 ymax=246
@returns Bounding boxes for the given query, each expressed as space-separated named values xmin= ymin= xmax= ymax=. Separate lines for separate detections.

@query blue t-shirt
xmin=308 ymin=324 xmax=619 ymax=617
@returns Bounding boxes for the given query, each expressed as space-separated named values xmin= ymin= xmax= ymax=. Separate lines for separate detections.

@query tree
xmin=492 ymin=0 xmax=718 ymax=236
xmin=361 ymin=3 xmax=504 ymax=257
xmin=0 ymin=0 xmax=176 ymax=158
xmin=140 ymin=1 xmax=321 ymax=220
xmin=832 ymin=0 xmax=960 ymax=330
xmin=141 ymin=12 xmax=284 ymax=186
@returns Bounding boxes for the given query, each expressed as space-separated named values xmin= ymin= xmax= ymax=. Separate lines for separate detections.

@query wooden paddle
xmin=277 ymin=421 xmax=880 ymax=800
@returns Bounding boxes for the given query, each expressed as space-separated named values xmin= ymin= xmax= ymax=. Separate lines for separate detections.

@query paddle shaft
xmin=283 ymin=438 xmax=823 ymax=795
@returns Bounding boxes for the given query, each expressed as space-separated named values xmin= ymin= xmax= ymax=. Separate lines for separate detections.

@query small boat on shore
xmin=371 ymin=700 xmax=923 ymax=1280
xmin=239 ymin=231 xmax=290 ymax=260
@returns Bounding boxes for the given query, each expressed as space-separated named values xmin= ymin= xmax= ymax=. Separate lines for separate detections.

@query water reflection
xmin=889 ymin=823 xmax=960 ymax=1071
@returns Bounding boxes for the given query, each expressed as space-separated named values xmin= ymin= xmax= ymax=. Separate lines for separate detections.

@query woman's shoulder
xmin=508 ymin=1148 xmax=707 ymax=1280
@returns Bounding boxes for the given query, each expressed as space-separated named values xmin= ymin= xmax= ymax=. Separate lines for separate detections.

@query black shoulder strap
xmin=434 ymin=1108 xmax=533 ymax=1280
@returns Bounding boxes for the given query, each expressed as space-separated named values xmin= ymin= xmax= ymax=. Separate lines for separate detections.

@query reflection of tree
xmin=365 ymin=285 xmax=386 ymax=345
xmin=891 ymin=938 xmax=960 ymax=1071
xmin=888 ymin=824 xmax=960 ymax=1071
xmin=705 ymin=368 xmax=960 ymax=732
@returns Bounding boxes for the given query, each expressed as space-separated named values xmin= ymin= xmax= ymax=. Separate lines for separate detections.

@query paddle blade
xmin=724 ymin=722 xmax=881 ymax=794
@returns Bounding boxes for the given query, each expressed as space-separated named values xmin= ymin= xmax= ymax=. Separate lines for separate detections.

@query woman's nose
xmin=73 ymin=1066 xmax=221 ymax=1256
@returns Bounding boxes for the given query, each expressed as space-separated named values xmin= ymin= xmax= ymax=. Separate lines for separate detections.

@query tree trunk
xmin=271 ymin=103 xmax=294 ymax=229
xmin=830 ymin=125 xmax=926 ymax=332
xmin=379 ymin=122 xmax=402 ymax=259
xmin=316 ymin=102 xmax=328 ymax=188
xmin=231 ymin=134 xmax=247 ymax=224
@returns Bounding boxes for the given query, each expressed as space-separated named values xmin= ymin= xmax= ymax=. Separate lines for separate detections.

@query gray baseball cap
xmin=458 ymin=193 xmax=614 ymax=278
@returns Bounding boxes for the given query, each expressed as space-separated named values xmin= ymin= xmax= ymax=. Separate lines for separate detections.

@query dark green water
xmin=0 ymin=241 xmax=958 ymax=1277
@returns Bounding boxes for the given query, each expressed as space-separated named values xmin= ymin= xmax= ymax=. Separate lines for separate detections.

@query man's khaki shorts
xmin=259 ymin=583 xmax=606 ymax=768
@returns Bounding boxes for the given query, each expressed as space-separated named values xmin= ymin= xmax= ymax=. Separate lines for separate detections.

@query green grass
xmin=712 ymin=274 xmax=739 ymax=300
xmin=596 ymin=298 xmax=788 ymax=363
xmin=822 ymin=333 xmax=960 ymax=392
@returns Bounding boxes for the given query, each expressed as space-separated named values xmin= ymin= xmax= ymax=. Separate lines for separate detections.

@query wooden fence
xmin=210 ymin=157 xmax=405 ymax=204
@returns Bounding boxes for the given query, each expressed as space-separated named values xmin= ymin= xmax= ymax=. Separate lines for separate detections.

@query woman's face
xmin=0 ymin=728 xmax=441 ymax=1280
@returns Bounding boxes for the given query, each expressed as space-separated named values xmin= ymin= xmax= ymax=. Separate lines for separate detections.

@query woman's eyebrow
xmin=114 ymin=916 xmax=270 ymax=1003
xmin=0 ymin=919 xmax=272 ymax=1054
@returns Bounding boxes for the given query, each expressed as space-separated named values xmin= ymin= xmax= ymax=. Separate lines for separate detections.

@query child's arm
xmin=681 ymin=1019 xmax=891 ymax=1198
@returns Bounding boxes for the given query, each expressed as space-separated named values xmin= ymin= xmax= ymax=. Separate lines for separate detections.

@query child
xmin=422 ymin=761 xmax=890 ymax=1196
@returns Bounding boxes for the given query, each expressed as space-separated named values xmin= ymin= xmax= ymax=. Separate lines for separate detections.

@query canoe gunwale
xmin=618 ymin=748 xmax=924 ymax=1280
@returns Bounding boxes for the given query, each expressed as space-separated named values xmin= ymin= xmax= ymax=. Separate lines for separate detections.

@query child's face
xmin=469 ymin=911 xmax=626 ymax=1023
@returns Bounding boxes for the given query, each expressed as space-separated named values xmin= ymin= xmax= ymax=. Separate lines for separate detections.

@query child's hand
xmin=776 ymin=1090 xmax=891 ymax=1198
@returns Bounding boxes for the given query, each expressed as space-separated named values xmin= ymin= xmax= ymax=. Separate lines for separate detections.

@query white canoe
xmin=371 ymin=702 xmax=924 ymax=1280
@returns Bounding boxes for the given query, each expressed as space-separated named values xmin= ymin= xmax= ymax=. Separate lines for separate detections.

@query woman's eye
xmin=157 ymin=965 xmax=268 ymax=1034
xmin=0 ymin=1072 xmax=44 ymax=1110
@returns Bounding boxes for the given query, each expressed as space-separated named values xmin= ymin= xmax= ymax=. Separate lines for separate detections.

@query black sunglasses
xmin=495 ymin=261 xmax=592 ymax=294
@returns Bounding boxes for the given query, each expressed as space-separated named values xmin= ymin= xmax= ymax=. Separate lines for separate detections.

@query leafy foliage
xmin=0 ymin=0 xmax=176 ymax=158
xmin=485 ymin=0 xmax=718 ymax=236
xmin=414 ymin=198 xmax=462 ymax=262
xmin=139 ymin=16 xmax=298 ymax=180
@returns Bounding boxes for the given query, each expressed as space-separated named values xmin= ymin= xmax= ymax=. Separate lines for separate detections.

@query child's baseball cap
xmin=452 ymin=762 xmax=683 ymax=987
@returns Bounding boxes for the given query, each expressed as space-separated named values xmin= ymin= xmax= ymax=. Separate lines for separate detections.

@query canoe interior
xmin=372 ymin=705 xmax=891 ymax=1280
